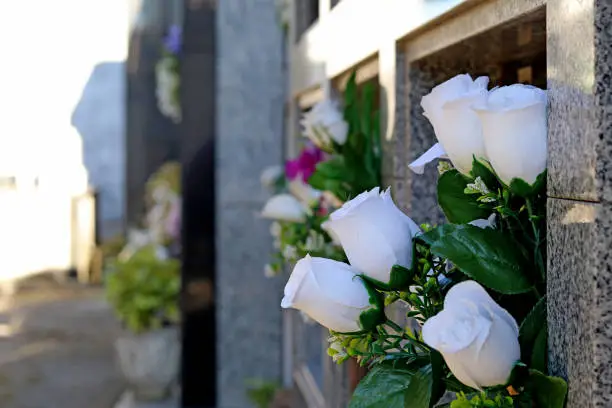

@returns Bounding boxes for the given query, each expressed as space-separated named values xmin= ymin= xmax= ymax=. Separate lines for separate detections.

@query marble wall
xmin=216 ymin=1 xmax=285 ymax=407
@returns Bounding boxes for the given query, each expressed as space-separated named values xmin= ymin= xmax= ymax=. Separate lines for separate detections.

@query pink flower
xmin=285 ymin=146 xmax=324 ymax=182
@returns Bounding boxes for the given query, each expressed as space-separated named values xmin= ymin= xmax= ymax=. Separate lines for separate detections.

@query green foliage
xmin=106 ymin=246 xmax=180 ymax=333
xmin=349 ymin=364 xmax=433 ymax=408
xmin=145 ymin=161 xmax=181 ymax=200
xmin=245 ymin=379 xmax=280 ymax=408
xmin=419 ymin=224 xmax=533 ymax=294
xmin=523 ymin=369 xmax=567 ymax=408
xmin=266 ymin=205 xmax=346 ymax=275
xmin=438 ymin=170 xmax=490 ymax=224
xmin=449 ymin=392 xmax=514 ymax=408
xmin=519 ymin=297 xmax=547 ymax=373
xmin=309 ymin=71 xmax=381 ymax=200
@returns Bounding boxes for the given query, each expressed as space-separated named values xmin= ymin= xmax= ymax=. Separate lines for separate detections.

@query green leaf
xmin=357 ymin=277 xmax=385 ymax=332
xmin=530 ymin=326 xmax=547 ymax=373
xmin=424 ymin=225 xmax=533 ymax=294
xmin=470 ymin=157 xmax=500 ymax=192
xmin=437 ymin=170 xmax=490 ymax=224
xmin=360 ymin=264 xmax=414 ymax=291
xmin=308 ymin=157 xmax=353 ymax=199
xmin=417 ymin=224 xmax=456 ymax=247
xmin=430 ymin=351 xmax=446 ymax=407
xmin=404 ymin=364 xmax=434 ymax=408
xmin=525 ymin=370 xmax=567 ymax=408
xmin=508 ymin=170 xmax=547 ymax=198
xmin=344 ymin=70 xmax=358 ymax=107
xmin=519 ymin=296 xmax=547 ymax=371
xmin=349 ymin=364 xmax=432 ymax=408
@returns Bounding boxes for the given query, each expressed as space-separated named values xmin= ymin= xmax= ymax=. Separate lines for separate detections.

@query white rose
xmin=281 ymin=255 xmax=371 ymax=333
xmin=410 ymin=74 xmax=489 ymax=175
xmin=261 ymin=194 xmax=306 ymax=222
xmin=422 ymin=281 xmax=520 ymax=389
xmin=269 ymin=222 xmax=282 ymax=237
xmin=324 ymin=187 xmax=420 ymax=284
xmin=473 ymin=84 xmax=547 ymax=185
xmin=301 ymin=99 xmax=348 ymax=151
xmin=288 ymin=178 xmax=321 ymax=207
xmin=260 ymin=165 xmax=284 ymax=188
xmin=264 ymin=264 xmax=276 ymax=278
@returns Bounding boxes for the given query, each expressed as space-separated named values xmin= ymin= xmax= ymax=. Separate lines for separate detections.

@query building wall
xmin=216 ymin=1 xmax=285 ymax=406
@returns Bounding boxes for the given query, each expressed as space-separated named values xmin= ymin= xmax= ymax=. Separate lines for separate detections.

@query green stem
xmin=526 ymin=198 xmax=546 ymax=283
xmin=385 ymin=319 xmax=403 ymax=333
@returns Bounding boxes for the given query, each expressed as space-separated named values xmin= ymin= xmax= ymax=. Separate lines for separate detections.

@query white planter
xmin=115 ymin=326 xmax=180 ymax=401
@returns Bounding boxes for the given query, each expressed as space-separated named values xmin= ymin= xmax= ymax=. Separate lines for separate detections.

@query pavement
xmin=0 ymin=274 xmax=125 ymax=408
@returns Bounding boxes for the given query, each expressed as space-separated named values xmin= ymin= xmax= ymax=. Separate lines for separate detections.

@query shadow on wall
xmin=71 ymin=62 xmax=127 ymax=240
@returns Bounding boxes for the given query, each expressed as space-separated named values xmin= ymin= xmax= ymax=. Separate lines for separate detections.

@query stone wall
xmin=380 ymin=2 xmax=612 ymax=408
xmin=216 ymin=1 xmax=285 ymax=407
xmin=546 ymin=1 xmax=612 ymax=407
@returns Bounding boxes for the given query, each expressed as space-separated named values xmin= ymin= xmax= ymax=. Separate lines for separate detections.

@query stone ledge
xmin=113 ymin=391 xmax=178 ymax=408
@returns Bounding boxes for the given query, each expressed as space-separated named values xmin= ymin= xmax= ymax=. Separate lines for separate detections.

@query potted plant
xmin=106 ymin=245 xmax=181 ymax=401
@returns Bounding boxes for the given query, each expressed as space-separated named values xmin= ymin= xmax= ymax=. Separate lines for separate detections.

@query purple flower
xmin=285 ymin=145 xmax=325 ymax=182
xmin=164 ymin=25 xmax=182 ymax=55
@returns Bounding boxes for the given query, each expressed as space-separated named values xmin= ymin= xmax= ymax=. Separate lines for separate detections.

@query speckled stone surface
xmin=547 ymin=198 xmax=612 ymax=408
xmin=546 ymin=2 xmax=612 ymax=407
xmin=547 ymin=0 xmax=612 ymax=203
xmin=390 ymin=10 xmax=546 ymax=224
xmin=217 ymin=1 xmax=285 ymax=407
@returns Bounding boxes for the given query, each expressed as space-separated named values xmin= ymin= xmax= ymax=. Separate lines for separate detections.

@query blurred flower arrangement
xmin=279 ymin=75 xmax=567 ymax=407
xmin=156 ymin=25 xmax=182 ymax=123
xmin=275 ymin=0 xmax=292 ymax=33
xmin=260 ymin=72 xmax=381 ymax=277
xmin=106 ymin=162 xmax=182 ymax=333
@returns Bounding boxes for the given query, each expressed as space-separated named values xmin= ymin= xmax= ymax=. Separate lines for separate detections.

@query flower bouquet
xmin=280 ymin=74 xmax=567 ymax=407
xmin=155 ymin=25 xmax=182 ymax=123
xmin=261 ymin=72 xmax=382 ymax=277
xmin=106 ymin=162 xmax=182 ymax=401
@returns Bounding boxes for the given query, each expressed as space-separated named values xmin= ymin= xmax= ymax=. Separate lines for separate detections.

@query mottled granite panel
xmin=405 ymin=67 xmax=446 ymax=225
xmin=217 ymin=0 xmax=285 ymax=407
xmin=547 ymin=0 xmax=612 ymax=203
xmin=547 ymin=198 xmax=612 ymax=408
xmin=217 ymin=207 xmax=284 ymax=407
xmin=381 ymin=50 xmax=408 ymax=182
xmin=402 ymin=11 xmax=546 ymax=225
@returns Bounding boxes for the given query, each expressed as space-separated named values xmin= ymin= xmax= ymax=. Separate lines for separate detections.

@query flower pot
xmin=115 ymin=326 xmax=180 ymax=401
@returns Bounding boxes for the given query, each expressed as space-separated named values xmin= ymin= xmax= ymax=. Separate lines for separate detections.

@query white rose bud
xmin=324 ymin=187 xmax=420 ymax=284
xmin=260 ymin=165 xmax=284 ymax=188
xmin=288 ymin=179 xmax=322 ymax=207
xmin=423 ymin=281 xmax=520 ymax=390
xmin=281 ymin=255 xmax=371 ymax=333
xmin=473 ymin=84 xmax=547 ymax=185
xmin=261 ymin=194 xmax=306 ymax=223
xmin=301 ymin=99 xmax=348 ymax=151
xmin=411 ymin=74 xmax=489 ymax=175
